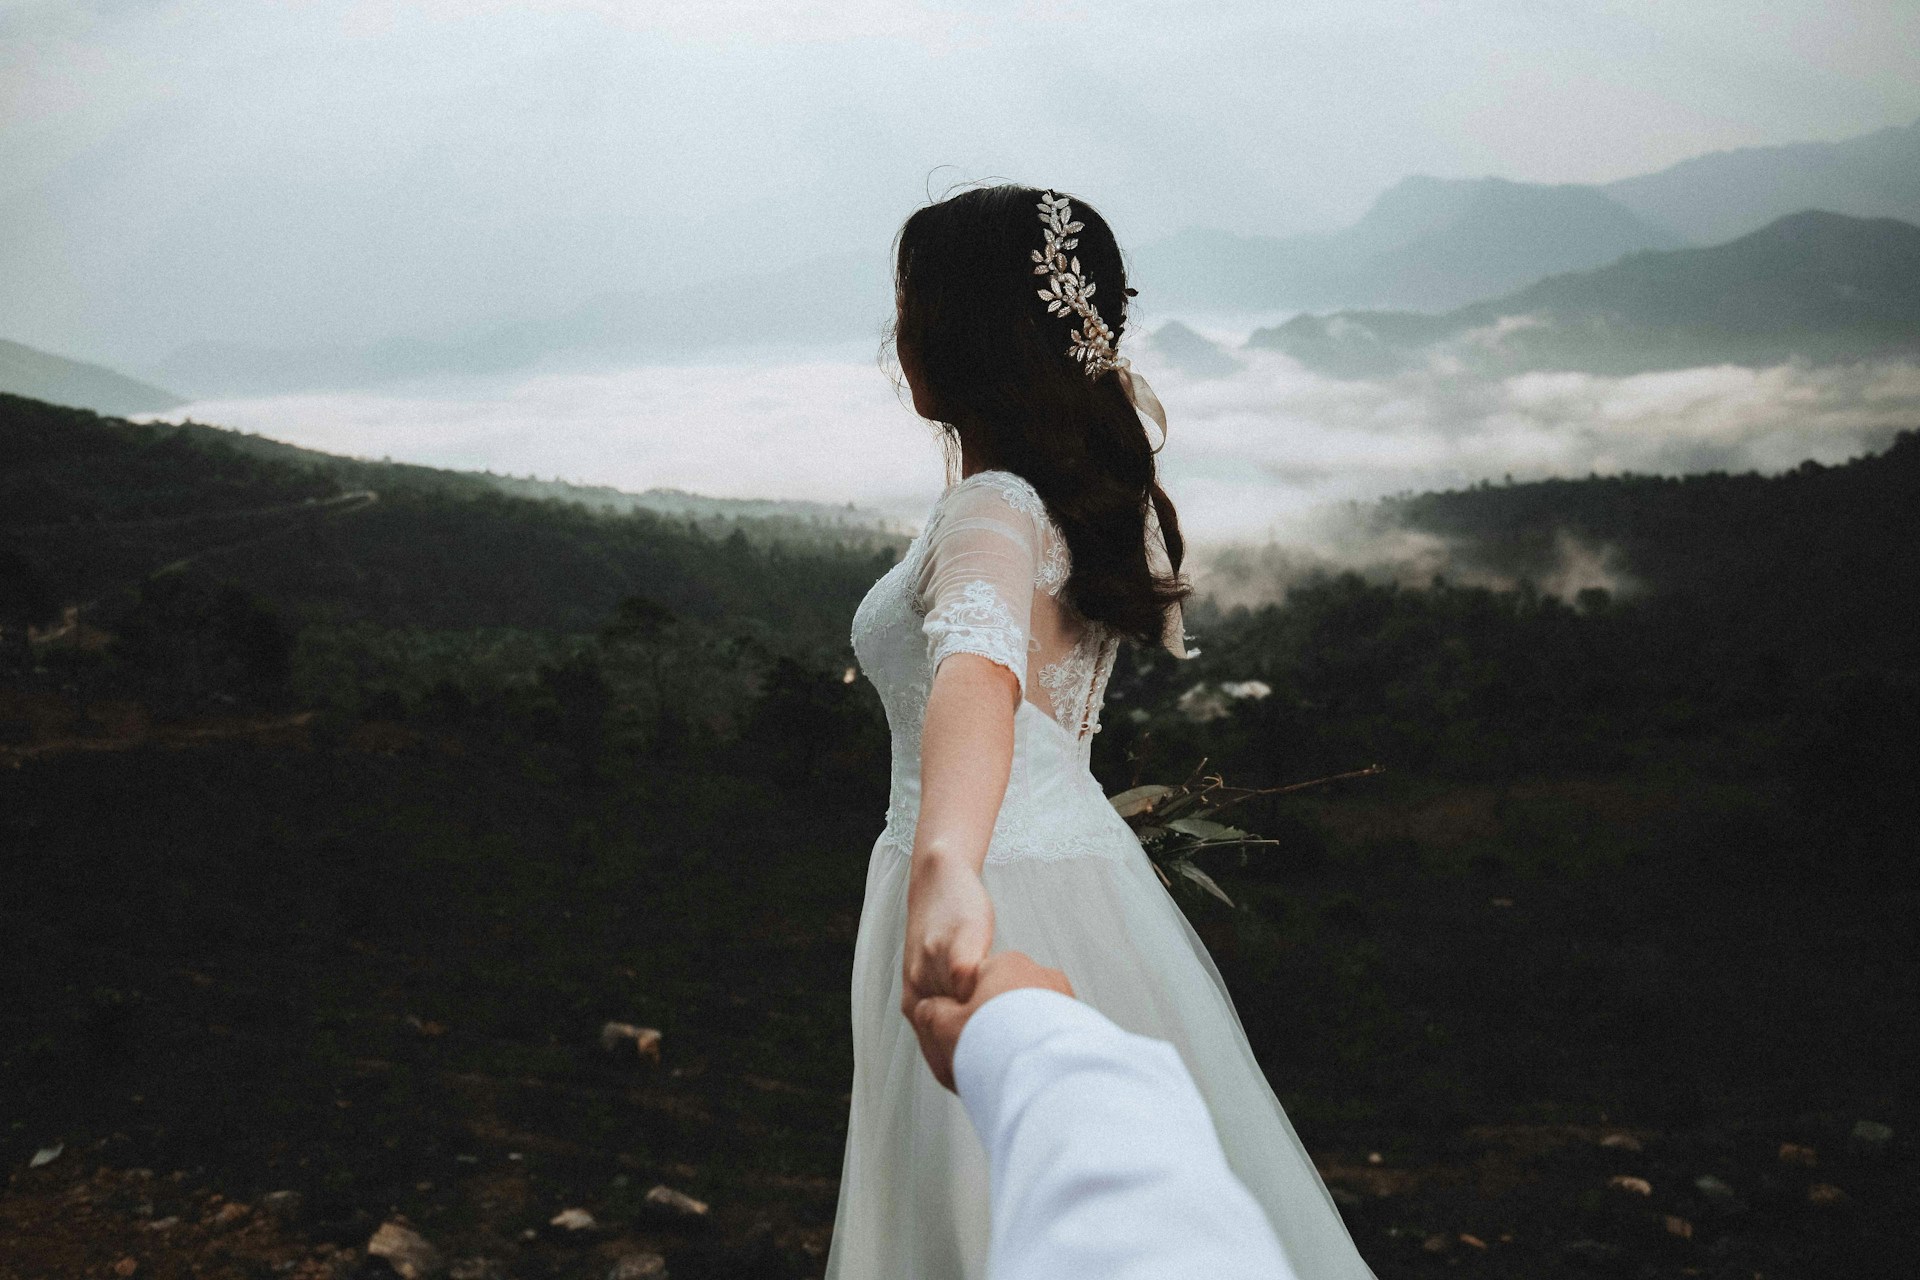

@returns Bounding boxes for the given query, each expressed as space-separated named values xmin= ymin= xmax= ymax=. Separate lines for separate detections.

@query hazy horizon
xmin=6 ymin=0 xmax=1920 ymax=365
xmin=10 ymin=0 xmax=1920 ymax=546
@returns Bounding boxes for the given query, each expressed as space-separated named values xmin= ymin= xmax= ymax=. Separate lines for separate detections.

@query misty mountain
xmin=1138 ymin=115 xmax=1920 ymax=316
xmin=1244 ymin=211 xmax=1920 ymax=379
xmin=0 ymin=338 xmax=186 ymax=417
xmin=156 ymin=251 xmax=893 ymax=398
xmin=134 ymin=116 xmax=1920 ymax=397
xmin=1603 ymin=116 xmax=1920 ymax=246
xmin=1133 ymin=176 xmax=1684 ymax=313
xmin=1140 ymin=320 xmax=1244 ymax=378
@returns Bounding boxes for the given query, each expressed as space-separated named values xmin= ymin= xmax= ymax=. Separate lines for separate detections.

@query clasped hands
xmin=902 ymin=850 xmax=1073 ymax=1090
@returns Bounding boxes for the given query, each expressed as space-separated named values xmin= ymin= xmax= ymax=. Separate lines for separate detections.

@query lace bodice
xmin=850 ymin=470 xmax=1177 ymax=865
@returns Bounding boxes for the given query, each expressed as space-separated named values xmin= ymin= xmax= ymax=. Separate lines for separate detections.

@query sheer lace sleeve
xmin=916 ymin=475 xmax=1043 ymax=700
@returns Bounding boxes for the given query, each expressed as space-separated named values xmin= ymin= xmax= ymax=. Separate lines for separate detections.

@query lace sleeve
xmin=917 ymin=476 xmax=1042 ymax=700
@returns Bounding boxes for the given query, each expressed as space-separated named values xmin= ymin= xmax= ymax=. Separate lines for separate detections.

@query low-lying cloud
xmin=1154 ymin=349 xmax=1920 ymax=524
xmin=157 ymin=347 xmax=1920 ymax=570
xmin=1193 ymin=518 xmax=1638 ymax=613
xmin=160 ymin=347 xmax=950 ymax=526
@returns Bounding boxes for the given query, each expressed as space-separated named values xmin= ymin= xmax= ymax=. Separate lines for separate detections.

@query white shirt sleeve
xmin=951 ymin=987 xmax=1299 ymax=1280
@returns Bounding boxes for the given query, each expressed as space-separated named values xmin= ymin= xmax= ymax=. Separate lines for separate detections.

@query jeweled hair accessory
xmin=1032 ymin=192 xmax=1121 ymax=377
xmin=1031 ymin=190 xmax=1168 ymax=436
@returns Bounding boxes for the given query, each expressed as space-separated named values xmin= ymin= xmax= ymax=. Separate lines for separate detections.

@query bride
xmin=826 ymin=184 xmax=1377 ymax=1279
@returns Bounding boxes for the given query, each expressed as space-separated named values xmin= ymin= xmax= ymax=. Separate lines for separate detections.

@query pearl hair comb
xmin=1032 ymin=191 xmax=1123 ymax=378
xmin=1029 ymin=190 xmax=1168 ymax=437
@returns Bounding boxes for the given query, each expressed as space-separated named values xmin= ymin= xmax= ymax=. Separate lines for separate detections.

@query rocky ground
xmin=5 ymin=1106 xmax=1903 ymax=1278
xmin=3 ymin=1144 xmax=817 ymax=1280
xmin=3 ymin=733 xmax=1909 ymax=1279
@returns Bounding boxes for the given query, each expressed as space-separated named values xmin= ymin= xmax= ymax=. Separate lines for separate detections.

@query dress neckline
xmin=940 ymin=468 xmax=1047 ymax=515
xmin=946 ymin=467 xmax=1035 ymax=493
xmin=920 ymin=469 xmax=1040 ymax=536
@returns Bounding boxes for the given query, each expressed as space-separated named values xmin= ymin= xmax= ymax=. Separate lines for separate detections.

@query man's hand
xmin=909 ymin=950 xmax=1075 ymax=1091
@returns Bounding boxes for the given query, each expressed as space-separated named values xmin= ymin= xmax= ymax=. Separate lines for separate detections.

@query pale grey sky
xmin=4 ymin=0 xmax=1918 ymax=363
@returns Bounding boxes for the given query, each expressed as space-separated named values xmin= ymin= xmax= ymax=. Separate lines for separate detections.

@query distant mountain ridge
xmin=1134 ymin=177 xmax=1684 ymax=312
xmin=0 ymin=338 xmax=186 ymax=417
xmin=1603 ymin=116 xmax=1920 ymax=246
xmin=1241 ymin=210 xmax=1920 ymax=378
xmin=1138 ymin=115 xmax=1920 ymax=316
xmin=1142 ymin=320 xmax=1245 ymax=378
xmin=46 ymin=114 xmax=1920 ymax=396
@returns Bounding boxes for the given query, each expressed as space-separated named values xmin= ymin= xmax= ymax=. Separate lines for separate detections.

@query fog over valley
xmin=7 ymin=0 xmax=1920 ymax=593
xmin=148 ymin=340 xmax=1920 ymax=553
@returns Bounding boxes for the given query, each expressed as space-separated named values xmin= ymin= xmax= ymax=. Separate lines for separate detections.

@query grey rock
xmin=368 ymin=1221 xmax=443 ymax=1279
xmin=643 ymin=1185 xmax=709 ymax=1219
xmin=600 ymin=1023 xmax=663 ymax=1063
xmin=447 ymin=1260 xmax=507 ymax=1280
xmin=1850 ymin=1119 xmax=1894 ymax=1156
xmin=259 ymin=1190 xmax=305 ymax=1225
xmin=607 ymin=1254 xmax=668 ymax=1280
xmin=1693 ymin=1174 xmax=1736 ymax=1202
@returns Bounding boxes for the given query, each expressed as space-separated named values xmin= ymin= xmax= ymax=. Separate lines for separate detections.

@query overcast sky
xmin=4 ymin=0 xmax=1919 ymax=364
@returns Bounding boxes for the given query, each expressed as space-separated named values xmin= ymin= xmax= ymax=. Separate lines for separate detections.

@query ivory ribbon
xmin=1131 ymin=397 xmax=1191 ymax=661
xmin=1114 ymin=361 xmax=1168 ymax=437
xmin=1103 ymin=359 xmax=1188 ymax=656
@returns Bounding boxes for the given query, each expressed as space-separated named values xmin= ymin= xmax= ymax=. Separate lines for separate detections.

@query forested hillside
xmin=1385 ymin=433 xmax=1920 ymax=672
xmin=2 ymin=392 xmax=901 ymax=642
xmin=4 ymin=393 xmax=1914 ymax=1279
xmin=1166 ymin=431 xmax=1919 ymax=855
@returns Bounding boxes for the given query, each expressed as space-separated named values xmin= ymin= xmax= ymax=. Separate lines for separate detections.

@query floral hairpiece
xmin=1032 ymin=191 xmax=1123 ymax=377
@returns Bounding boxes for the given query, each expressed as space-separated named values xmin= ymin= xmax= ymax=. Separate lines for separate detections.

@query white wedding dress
xmin=825 ymin=469 xmax=1378 ymax=1280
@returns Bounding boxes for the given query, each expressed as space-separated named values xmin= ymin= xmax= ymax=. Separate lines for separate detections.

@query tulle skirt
xmin=823 ymin=831 xmax=1380 ymax=1280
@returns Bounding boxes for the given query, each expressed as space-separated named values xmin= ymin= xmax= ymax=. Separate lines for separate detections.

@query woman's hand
xmin=902 ymin=851 xmax=995 ymax=1015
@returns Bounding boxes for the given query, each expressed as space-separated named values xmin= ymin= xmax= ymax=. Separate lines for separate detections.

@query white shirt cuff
xmin=952 ymin=987 xmax=1109 ymax=1143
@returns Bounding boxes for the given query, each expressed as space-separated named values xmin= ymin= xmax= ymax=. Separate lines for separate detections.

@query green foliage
xmin=1112 ymin=763 xmax=1385 ymax=909
xmin=1384 ymin=429 xmax=1920 ymax=676
xmin=730 ymin=654 xmax=890 ymax=793
xmin=109 ymin=573 xmax=294 ymax=713
xmin=0 ymin=393 xmax=333 ymax=525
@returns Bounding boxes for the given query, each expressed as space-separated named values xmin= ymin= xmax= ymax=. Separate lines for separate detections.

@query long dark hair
xmin=891 ymin=183 xmax=1190 ymax=650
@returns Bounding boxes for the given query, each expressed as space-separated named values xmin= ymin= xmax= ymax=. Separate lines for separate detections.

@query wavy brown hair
xmin=891 ymin=183 xmax=1191 ymax=649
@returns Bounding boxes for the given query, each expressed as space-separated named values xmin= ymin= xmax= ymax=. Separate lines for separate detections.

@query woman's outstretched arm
xmin=904 ymin=476 xmax=1042 ymax=1019
xmin=903 ymin=651 xmax=1019 ymax=1015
